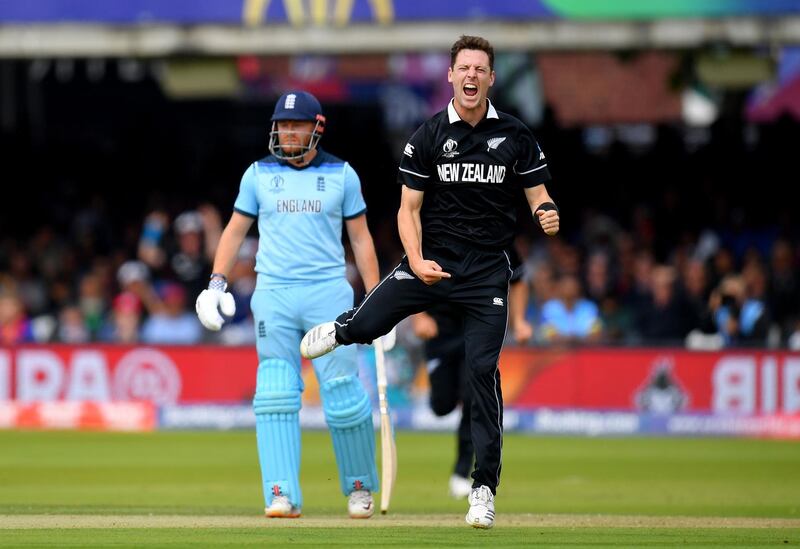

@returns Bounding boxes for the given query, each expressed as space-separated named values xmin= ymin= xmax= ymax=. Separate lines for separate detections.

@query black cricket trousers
xmin=333 ymin=240 xmax=512 ymax=494
xmin=426 ymin=333 xmax=474 ymax=479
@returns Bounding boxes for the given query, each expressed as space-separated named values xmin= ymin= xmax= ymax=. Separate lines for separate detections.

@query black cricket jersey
xmin=397 ymin=99 xmax=551 ymax=251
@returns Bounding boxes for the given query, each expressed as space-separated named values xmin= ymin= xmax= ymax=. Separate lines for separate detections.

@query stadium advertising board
xmin=2 ymin=346 xmax=799 ymax=413
xmin=2 ymin=0 xmax=798 ymax=24
xmin=1 ymin=346 xmax=798 ymax=436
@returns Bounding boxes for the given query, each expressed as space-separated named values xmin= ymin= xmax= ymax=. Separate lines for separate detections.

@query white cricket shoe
xmin=465 ymin=485 xmax=495 ymax=529
xmin=300 ymin=321 xmax=340 ymax=359
xmin=265 ymin=495 xmax=301 ymax=518
xmin=449 ymin=474 xmax=473 ymax=500
xmin=348 ymin=490 xmax=375 ymax=519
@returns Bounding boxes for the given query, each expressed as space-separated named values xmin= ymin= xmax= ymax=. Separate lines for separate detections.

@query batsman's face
xmin=276 ymin=120 xmax=315 ymax=155
xmin=448 ymin=49 xmax=495 ymax=115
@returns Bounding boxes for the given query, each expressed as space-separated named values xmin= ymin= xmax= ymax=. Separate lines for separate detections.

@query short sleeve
xmin=397 ymin=124 xmax=432 ymax=191
xmin=233 ymin=163 xmax=259 ymax=218
xmin=342 ymin=163 xmax=367 ymax=219
xmin=514 ymin=126 xmax=551 ymax=188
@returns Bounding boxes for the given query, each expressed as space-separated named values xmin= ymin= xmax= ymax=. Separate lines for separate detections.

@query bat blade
xmin=379 ymin=411 xmax=396 ymax=514
xmin=374 ymin=337 xmax=396 ymax=515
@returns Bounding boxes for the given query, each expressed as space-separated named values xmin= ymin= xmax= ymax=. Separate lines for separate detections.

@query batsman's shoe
xmin=465 ymin=485 xmax=495 ymax=529
xmin=347 ymin=490 xmax=375 ymax=519
xmin=300 ymin=321 xmax=340 ymax=359
xmin=265 ymin=496 xmax=301 ymax=518
xmin=449 ymin=474 xmax=473 ymax=500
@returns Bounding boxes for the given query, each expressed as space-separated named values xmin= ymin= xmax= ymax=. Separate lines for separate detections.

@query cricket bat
xmin=373 ymin=336 xmax=397 ymax=514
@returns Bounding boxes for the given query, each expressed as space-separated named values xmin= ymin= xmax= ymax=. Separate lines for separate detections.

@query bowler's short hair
xmin=450 ymin=35 xmax=495 ymax=70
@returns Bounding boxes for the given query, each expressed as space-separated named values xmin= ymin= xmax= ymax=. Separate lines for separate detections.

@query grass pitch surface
xmin=1 ymin=430 xmax=799 ymax=547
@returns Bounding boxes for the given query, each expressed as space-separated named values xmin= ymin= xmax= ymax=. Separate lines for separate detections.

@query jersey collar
xmin=447 ymin=98 xmax=499 ymax=124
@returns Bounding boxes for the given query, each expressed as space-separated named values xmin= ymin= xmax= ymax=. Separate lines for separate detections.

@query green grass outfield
xmin=1 ymin=430 xmax=799 ymax=547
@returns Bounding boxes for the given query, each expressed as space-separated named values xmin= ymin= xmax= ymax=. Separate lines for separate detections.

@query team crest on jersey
xmin=442 ymin=138 xmax=459 ymax=158
xmin=269 ymin=175 xmax=285 ymax=193
xmin=486 ymin=137 xmax=506 ymax=152
xmin=317 ymin=176 xmax=325 ymax=191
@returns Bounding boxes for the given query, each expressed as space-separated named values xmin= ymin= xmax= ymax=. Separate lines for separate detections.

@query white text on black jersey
xmin=436 ymin=163 xmax=506 ymax=184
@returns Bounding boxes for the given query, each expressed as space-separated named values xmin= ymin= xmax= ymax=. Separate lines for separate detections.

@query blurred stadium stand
xmin=2 ymin=0 xmax=800 ymax=350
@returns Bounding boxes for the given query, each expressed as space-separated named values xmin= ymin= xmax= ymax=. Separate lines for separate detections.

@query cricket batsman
xmin=195 ymin=90 xmax=380 ymax=519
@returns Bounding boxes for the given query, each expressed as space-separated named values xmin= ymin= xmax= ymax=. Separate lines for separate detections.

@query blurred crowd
xmin=510 ymin=222 xmax=798 ymax=349
xmin=1 ymin=199 xmax=799 ymax=350
xmin=0 ymin=204 xmax=258 ymax=347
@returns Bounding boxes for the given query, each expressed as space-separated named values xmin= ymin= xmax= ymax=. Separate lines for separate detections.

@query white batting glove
xmin=195 ymin=280 xmax=236 ymax=331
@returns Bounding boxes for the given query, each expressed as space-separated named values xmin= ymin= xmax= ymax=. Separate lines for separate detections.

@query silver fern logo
xmin=487 ymin=137 xmax=506 ymax=152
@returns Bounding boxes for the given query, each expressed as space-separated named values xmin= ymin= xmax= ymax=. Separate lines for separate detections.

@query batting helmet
xmin=268 ymin=91 xmax=326 ymax=161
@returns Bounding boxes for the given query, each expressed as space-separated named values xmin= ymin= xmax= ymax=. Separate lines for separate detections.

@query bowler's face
xmin=448 ymin=49 xmax=495 ymax=115
xmin=276 ymin=120 xmax=315 ymax=155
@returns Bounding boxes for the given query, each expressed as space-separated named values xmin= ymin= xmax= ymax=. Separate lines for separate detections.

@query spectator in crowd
xmin=116 ymin=257 xmax=203 ymax=344
xmin=584 ymin=250 xmax=614 ymax=304
xmin=139 ymin=281 xmax=203 ymax=345
xmin=56 ymin=304 xmax=90 ymax=344
xmin=77 ymin=272 xmax=107 ymax=338
xmin=702 ymin=274 xmax=769 ymax=347
xmin=626 ymin=248 xmax=655 ymax=312
xmin=597 ymin=294 xmax=635 ymax=345
xmin=138 ymin=210 xmax=170 ymax=270
xmin=539 ymin=274 xmax=602 ymax=345
xmin=636 ymin=266 xmax=692 ymax=344
xmin=708 ymin=246 xmax=736 ymax=290
xmin=137 ymin=205 xmax=222 ymax=300
xmin=612 ymin=232 xmax=637 ymax=298
xmin=170 ymin=207 xmax=222 ymax=299
xmin=116 ymin=259 xmax=151 ymax=298
xmin=742 ymin=261 xmax=778 ymax=346
xmin=0 ymin=289 xmax=35 ymax=345
xmin=551 ymin=241 xmax=581 ymax=278
xmin=99 ymin=291 xmax=143 ymax=344
xmin=7 ymin=247 xmax=48 ymax=317
xmin=524 ymin=263 xmax=556 ymax=331
xmin=768 ymin=239 xmax=800 ymax=338
xmin=680 ymin=257 xmax=710 ymax=331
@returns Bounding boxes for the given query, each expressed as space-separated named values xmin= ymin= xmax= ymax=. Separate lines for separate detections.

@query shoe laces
xmin=349 ymin=489 xmax=371 ymax=504
xmin=271 ymin=495 xmax=291 ymax=507
xmin=471 ymin=485 xmax=493 ymax=504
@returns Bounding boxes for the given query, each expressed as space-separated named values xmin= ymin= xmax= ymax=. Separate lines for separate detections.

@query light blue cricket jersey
xmin=233 ymin=149 xmax=367 ymax=288
xmin=541 ymin=298 xmax=602 ymax=338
